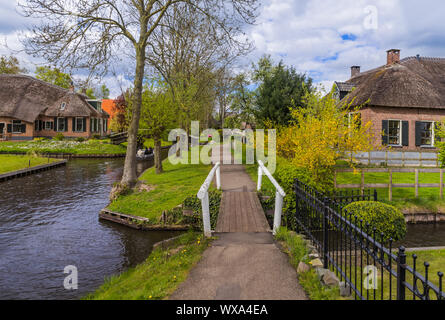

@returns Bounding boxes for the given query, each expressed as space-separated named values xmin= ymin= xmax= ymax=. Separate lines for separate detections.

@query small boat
xmin=136 ymin=148 xmax=154 ymax=160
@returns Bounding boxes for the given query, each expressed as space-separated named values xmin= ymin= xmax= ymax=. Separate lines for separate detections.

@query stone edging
xmin=99 ymin=209 xmax=191 ymax=231
xmin=0 ymin=160 xmax=67 ymax=183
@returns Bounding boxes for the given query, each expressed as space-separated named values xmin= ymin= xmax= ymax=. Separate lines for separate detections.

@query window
xmin=419 ymin=121 xmax=434 ymax=146
xmin=12 ymin=120 xmax=23 ymax=134
xmin=57 ymin=117 xmax=65 ymax=132
xmin=45 ymin=121 xmax=52 ymax=130
xmin=75 ymin=117 xmax=83 ymax=132
xmin=388 ymin=120 xmax=402 ymax=146
xmin=60 ymin=102 xmax=66 ymax=111
xmin=348 ymin=112 xmax=362 ymax=129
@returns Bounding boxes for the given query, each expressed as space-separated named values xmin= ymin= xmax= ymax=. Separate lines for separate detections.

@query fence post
xmin=273 ymin=191 xmax=283 ymax=235
xmin=323 ymin=199 xmax=329 ymax=269
xmin=388 ymin=168 xmax=393 ymax=202
xmin=257 ymin=166 xmax=262 ymax=191
xmin=216 ymin=165 xmax=221 ymax=190
xmin=374 ymin=189 xmax=378 ymax=201
xmin=334 ymin=170 xmax=337 ymax=189
xmin=441 ymin=169 xmax=444 ymax=201
xmin=415 ymin=169 xmax=419 ymax=198
xmin=397 ymin=247 xmax=407 ymax=300
xmin=201 ymin=192 xmax=212 ymax=238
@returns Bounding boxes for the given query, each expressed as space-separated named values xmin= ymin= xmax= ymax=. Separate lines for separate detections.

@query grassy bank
xmin=0 ymin=154 xmax=60 ymax=174
xmin=108 ymin=156 xmax=212 ymax=221
xmin=85 ymin=231 xmax=210 ymax=300
xmin=0 ymin=139 xmax=126 ymax=155
xmin=336 ymin=170 xmax=445 ymax=213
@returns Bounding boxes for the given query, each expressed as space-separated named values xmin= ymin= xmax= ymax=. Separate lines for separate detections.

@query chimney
xmin=387 ymin=49 xmax=401 ymax=65
xmin=69 ymin=80 xmax=75 ymax=92
xmin=351 ymin=66 xmax=361 ymax=78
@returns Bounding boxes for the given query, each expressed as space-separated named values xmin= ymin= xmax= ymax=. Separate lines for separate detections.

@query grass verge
xmin=0 ymin=154 xmax=61 ymax=174
xmin=0 ymin=139 xmax=126 ymax=155
xmin=108 ymin=154 xmax=212 ymax=221
xmin=275 ymin=227 xmax=343 ymax=300
xmin=85 ymin=231 xmax=211 ymax=300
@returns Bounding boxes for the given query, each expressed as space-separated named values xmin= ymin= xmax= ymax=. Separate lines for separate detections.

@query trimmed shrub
xmin=76 ymin=137 xmax=86 ymax=142
xmin=343 ymin=201 xmax=407 ymax=242
xmin=54 ymin=133 xmax=65 ymax=141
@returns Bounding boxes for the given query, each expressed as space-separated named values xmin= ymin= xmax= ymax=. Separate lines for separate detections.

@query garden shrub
xmin=54 ymin=133 xmax=65 ymax=141
xmin=76 ymin=137 xmax=86 ymax=142
xmin=343 ymin=201 xmax=407 ymax=242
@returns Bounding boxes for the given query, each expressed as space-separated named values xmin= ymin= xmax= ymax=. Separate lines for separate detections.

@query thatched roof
xmin=341 ymin=57 xmax=445 ymax=109
xmin=0 ymin=74 xmax=105 ymax=122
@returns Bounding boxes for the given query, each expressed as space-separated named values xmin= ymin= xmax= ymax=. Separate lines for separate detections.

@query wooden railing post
xmin=441 ymin=169 xmax=444 ymax=200
xmin=389 ymin=168 xmax=393 ymax=202
xmin=415 ymin=169 xmax=419 ymax=198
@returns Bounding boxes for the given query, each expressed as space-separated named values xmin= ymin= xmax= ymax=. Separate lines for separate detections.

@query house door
xmin=0 ymin=123 xmax=4 ymax=134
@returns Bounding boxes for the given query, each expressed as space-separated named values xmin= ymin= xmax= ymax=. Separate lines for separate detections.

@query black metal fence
xmin=326 ymin=189 xmax=377 ymax=207
xmin=293 ymin=179 xmax=444 ymax=300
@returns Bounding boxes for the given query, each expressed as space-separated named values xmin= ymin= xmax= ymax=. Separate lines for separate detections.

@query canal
xmin=0 ymin=155 xmax=180 ymax=300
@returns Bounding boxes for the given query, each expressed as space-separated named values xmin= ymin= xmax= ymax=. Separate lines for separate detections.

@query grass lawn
xmin=0 ymin=139 xmax=127 ymax=155
xmin=85 ymin=231 xmax=210 ymax=300
xmin=108 ymin=154 xmax=212 ymax=221
xmin=0 ymin=155 xmax=61 ymax=174
xmin=336 ymin=170 xmax=445 ymax=212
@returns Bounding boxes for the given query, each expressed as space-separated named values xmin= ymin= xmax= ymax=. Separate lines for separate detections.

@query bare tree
xmin=19 ymin=0 xmax=258 ymax=186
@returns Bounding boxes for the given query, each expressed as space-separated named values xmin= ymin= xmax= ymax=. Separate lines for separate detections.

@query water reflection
xmin=0 ymin=152 xmax=179 ymax=300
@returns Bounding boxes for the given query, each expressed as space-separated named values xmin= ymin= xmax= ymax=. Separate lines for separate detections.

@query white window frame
xmin=12 ymin=120 xmax=23 ymax=134
xmin=60 ymin=102 xmax=66 ymax=111
xmin=57 ymin=117 xmax=65 ymax=132
xmin=388 ymin=119 xmax=402 ymax=147
xmin=419 ymin=121 xmax=435 ymax=147
xmin=45 ymin=121 xmax=52 ymax=130
xmin=75 ymin=117 xmax=84 ymax=132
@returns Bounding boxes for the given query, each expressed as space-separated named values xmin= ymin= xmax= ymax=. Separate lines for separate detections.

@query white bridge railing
xmin=257 ymin=160 xmax=286 ymax=235
xmin=197 ymin=162 xmax=221 ymax=237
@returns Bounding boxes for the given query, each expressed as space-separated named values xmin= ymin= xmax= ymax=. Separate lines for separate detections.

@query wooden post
xmin=402 ymin=152 xmax=405 ymax=167
xmin=415 ymin=169 xmax=419 ymax=198
xmin=440 ymin=169 xmax=444 ymax=200
xmin=368 ymin=152 xmax=371 ymax=166
xmin=389 ymin=168 xmax=393 ymax=202
xmin=361 ymin=169 xmax=365 ymax=196
xmin=419 ymin=153 xmax=422 ymax=167
xmin=386 ymin=151 xmax=388 ymax=166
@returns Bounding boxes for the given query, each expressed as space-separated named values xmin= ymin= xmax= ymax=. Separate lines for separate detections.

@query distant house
xmin=335 ymin=49 xmax=445 ymax=151
xmin=101 ymin=98 xmax=117 ymax=133
xmin=0 ymin=74 xmax=109 ymax=140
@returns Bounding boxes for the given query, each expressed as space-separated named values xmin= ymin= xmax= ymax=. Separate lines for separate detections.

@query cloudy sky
xmin=1 ymin=0 xmax=445 ymax=98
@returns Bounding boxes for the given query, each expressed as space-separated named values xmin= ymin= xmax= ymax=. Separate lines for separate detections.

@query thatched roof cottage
xmin=335 ymin=49 xmax=445 ymax=151
xmin=0 ymin=74 xmax=109 ymax=140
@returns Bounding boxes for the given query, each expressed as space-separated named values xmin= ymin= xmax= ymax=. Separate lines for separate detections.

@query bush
xmin=76 ymin=137 xmax=86 ymax=142
xmin=92 ymin=134 xmax=101 ymax=140
xmin=54 ymin=133 xmax=65 ymax=141
xmin=182 ymin=190 xmax=221 ymax=230
xmin=343 ymin=201 xmax=407 ymax=242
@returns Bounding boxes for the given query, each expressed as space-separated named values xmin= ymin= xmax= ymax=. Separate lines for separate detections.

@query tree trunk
xmin=121 ymin=47 xmax=145 ymax=187
xmin=154 ymin=135 xmax=163 ymax=174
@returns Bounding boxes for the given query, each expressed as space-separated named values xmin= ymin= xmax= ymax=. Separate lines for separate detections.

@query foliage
xmin=0 ymin=139 xmax=126 ymax=155
xmin=277 ymin=90 xmax=376 ymax=190
xmin=108 ymin=156 xmax=212 ymax=221
xmin=35 ymin=66 xmax=72 ymax=89
xmin=434 ymin=122 xmax=445 ymax=168
xmin=275 ymin=227 xmax=342 ymax=300
xmin=0 ymin=55 xmax=26 ymax=74
xmin=110 ymin=94 xmax=130 ymax=133
xmin=182 ymin=191 xmax=222 ymax=230
xmin=253 ymin=55 xmax=313 ymax=127
xmin=54 ymin=133 xmax=65 ymax=141
xmin=75 ymin=137 xmax=86 ymax=142
xmin=343 ymin=201 xmax=407 ymax=242
xmin=226 ymin=72 xmax=256 ymax=128
xmin=85 ymin=231 xmax=210 ymax=300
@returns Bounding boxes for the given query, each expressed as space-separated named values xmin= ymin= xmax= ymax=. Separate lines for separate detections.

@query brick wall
xmin=0 ymin=117 xmax=35 ymax=140
xmin=360 ymin=106 xmax=445 ymax=151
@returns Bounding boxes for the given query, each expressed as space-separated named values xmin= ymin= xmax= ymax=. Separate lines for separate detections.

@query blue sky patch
xmin=341 ymin=33 xmax=357 ymax=41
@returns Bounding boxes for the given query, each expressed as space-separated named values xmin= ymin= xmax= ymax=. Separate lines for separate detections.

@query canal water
xmin=0 ymin=155 xmax=180 ymax=300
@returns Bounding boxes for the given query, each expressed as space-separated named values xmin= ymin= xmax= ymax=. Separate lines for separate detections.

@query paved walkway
xmin=169 ymin=144 xmax=307 ymax=300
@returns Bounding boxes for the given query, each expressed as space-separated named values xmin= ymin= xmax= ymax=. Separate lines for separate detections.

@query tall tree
xmin=227 ymin=72 xmax=255 ymax=128
xmin=35 ymin=66 xmax=72 ymax=88
xmin=0 ymin=55 xmax=26 ymax=74
xmin=139 ymin=79 xmax=177 ymax=173
xmin=20 ymin=0 xmax=259 ymax=187
xmin=253 ymin=56 xmax=313 ymax=126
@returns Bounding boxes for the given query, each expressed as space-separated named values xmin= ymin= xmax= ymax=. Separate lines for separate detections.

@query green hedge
xmin=343 ymin=201 xmax=407 ymax=242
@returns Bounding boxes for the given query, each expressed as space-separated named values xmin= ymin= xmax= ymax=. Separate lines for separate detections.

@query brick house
xmin=0 ymin=74 xmax=109 ymax=140
xmin=335 ymin=49 xmax=445 ymax=151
